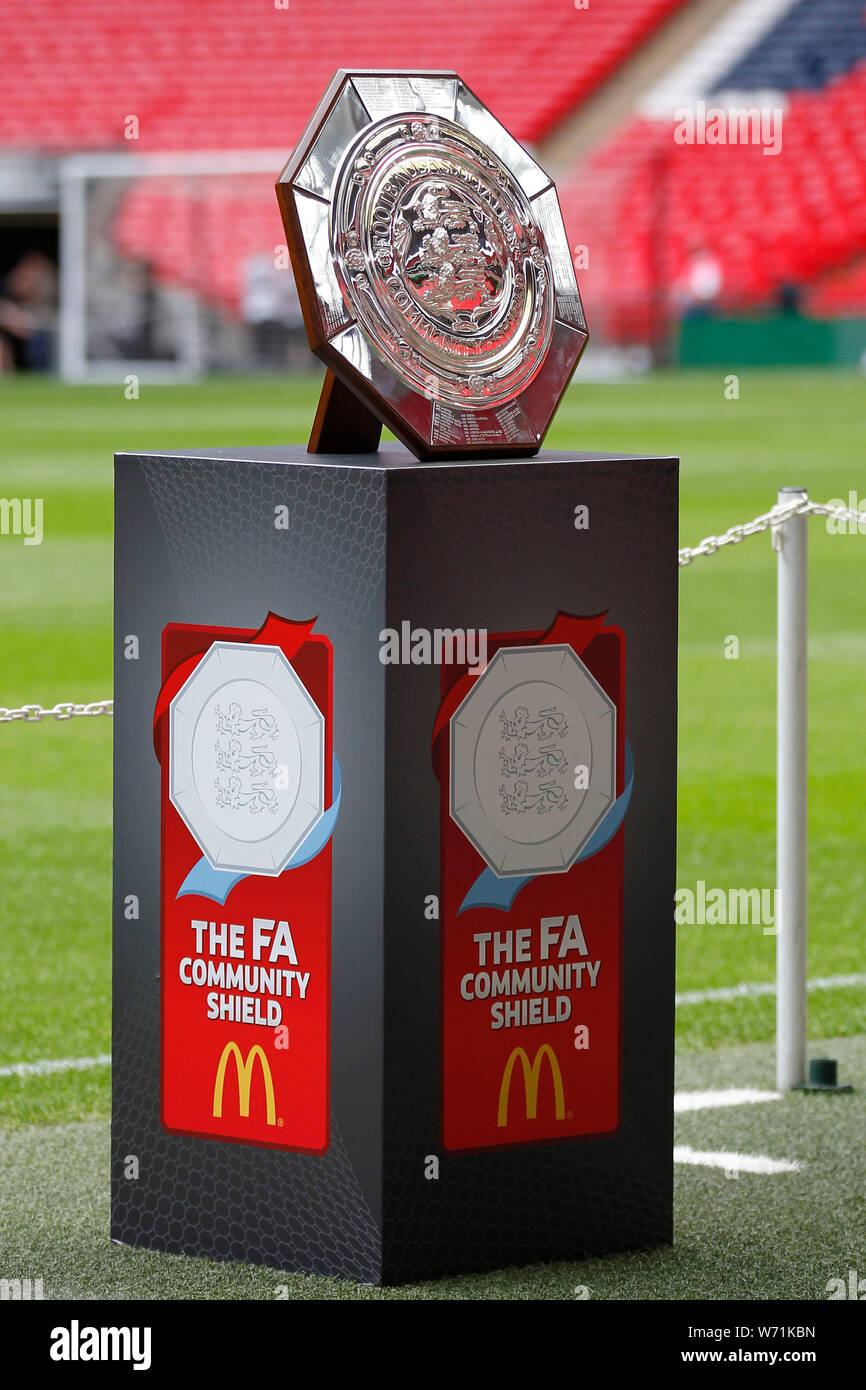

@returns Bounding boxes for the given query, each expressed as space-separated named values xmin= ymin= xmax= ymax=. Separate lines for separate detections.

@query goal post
xmin=58 ymin=149 xmax=301 ymax=383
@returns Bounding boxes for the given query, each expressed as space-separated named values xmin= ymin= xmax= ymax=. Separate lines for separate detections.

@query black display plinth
xmin=112 ymin=442 xmax=678 ymax=1286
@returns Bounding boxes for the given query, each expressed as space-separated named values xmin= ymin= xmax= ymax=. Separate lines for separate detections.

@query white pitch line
xmin=675 ymin=1088 xmax=781 ymax=1112
xmin=676 ymin=972 xmax=866 ymax=1007
xmin=674 ymin=1145 xmax=800 ymax=1174
xmin=0 ymin=1053 xmax=111 ymax=1079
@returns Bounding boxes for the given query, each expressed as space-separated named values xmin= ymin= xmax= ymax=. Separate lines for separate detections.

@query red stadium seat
xmin=558 ymin=64 xmax=866 ymax=339
xmin=6 ymin=0 xmax=864 ymax=328
xmin=0 ymin=0 xmax=689 ymax=314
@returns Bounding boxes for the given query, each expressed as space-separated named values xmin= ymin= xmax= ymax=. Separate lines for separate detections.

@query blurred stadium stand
xmin=0 ymin=0 xmax=863 ymax=374
xmin=709 ymin=0 xmax=866 ymax=91
xmin=0 ymin=0 xmax=688 ymax=150
xmin=559 ymin=0 xmax=866 ymax=354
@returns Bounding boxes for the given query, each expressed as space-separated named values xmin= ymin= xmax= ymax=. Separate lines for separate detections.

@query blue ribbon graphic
xmin=177 ymin=755 xmax=342 ymax=905
xmin=457 ymin=742 xmax=634 ymax=915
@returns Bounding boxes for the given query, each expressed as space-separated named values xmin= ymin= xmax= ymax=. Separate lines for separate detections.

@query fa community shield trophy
xmin=277 ymin=69 xmax=588 ymax=459
xmin=276 ymin=71 xmax=629 ymax=1158
xmin=110 ymin=64 xmax=678 ymax=1285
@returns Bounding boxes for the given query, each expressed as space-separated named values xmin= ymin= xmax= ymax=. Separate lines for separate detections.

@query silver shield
xmin=450 ymin=644 xmax=616 ymax=877
xmin=169 ymin=642 xmax=325 ymax=876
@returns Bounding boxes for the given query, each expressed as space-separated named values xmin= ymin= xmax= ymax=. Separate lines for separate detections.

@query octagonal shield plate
xmin=277 ymin=70 xmax=587 ymax=459
xmin=169 ymin=642 xmax=325 ymax=876
xmin=450 ymin=644 xmax=616 ymax=876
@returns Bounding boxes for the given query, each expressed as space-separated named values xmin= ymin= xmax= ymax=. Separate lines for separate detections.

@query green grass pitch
xmin=0 ymin=368 xmax=864 ymax=1297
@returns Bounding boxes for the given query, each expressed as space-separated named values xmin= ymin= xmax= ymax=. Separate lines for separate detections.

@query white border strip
xmin=675 ymin=1145 xmax=800 ymax=1173
xmin=0 ymin=1054 xmax=110 ymax=1079
xmin=639 ymin=0 xmax=799 ymax=118
xmin=677 ymin=972 xmax=866 ymax=1007
xmin=675 ymin=1088 xmax=781 ymax=1112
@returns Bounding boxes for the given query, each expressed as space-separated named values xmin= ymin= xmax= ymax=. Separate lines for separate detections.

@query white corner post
xmin=775 ymin=486 xmax=808 ymax=1090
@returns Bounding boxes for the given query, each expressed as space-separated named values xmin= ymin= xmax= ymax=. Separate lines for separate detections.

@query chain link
xmin=0 ymin=700 xmax=113 ymax=724
xmin=2 ymin=501 xmax=864 ymax=723
xmin=678 ymin=496 xmax=866 ymax=567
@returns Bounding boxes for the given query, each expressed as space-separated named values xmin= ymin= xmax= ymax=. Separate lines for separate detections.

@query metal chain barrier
xmin=678 ymin=495 xmax=866 ymax=567
xmin=0 ymin=700 xmax=113 ymax=724
xmin=3 ymin=499 xmax=865 ymax=724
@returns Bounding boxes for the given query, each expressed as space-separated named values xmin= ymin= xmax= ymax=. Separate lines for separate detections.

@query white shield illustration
xmin=170 ymin=642 xmax=325 ymax=876
xmin=450 ymin=643 xmax=616 ymax=876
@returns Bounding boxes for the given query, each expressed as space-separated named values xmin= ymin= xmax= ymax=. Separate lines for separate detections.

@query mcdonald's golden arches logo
xmin=497 ymin=1044 xmax=565 ymax=1128
xmin=213 ymin=1042 xmax=276 ymax=1126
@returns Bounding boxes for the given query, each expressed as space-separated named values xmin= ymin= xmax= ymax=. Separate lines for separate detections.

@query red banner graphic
xmin=436 ymin=614 xmax=625 ymax=1153
xmin=156 ymin=614 xmax=332 ymax=1153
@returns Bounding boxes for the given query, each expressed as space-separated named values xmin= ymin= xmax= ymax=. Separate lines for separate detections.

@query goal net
xmin=58 ymin=151 xmax=306 ymax=382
